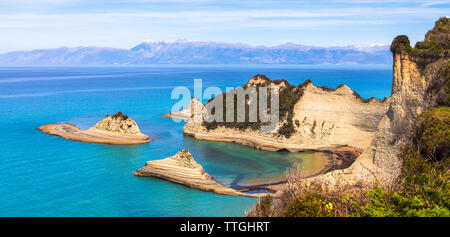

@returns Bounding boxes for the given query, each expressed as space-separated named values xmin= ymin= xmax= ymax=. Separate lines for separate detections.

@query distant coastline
xmin=0 ymin=40 xmax=391 ymax=65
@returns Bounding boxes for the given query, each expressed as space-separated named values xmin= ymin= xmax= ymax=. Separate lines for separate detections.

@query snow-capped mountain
xmin=0 ymin=40 xmax=392 ymax=65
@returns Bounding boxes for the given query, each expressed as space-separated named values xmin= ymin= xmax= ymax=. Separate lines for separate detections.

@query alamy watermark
xmin=170 ymin=79 xmax=280 ymax=133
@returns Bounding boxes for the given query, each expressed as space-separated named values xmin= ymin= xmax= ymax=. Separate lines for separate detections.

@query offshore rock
xmin=39 ymin=112 xmax=150 ymax=145
xmin=134 ymin=149 xmax=264 ymax=197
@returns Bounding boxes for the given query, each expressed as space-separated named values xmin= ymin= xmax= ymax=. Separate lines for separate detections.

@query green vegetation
xmin=202 ymin=75 xmax=308 ymax=138
xmin=390 ymin=35 xmax=413 ymax=53
xmin=275 ymin=80 xmax=307 ymax=138
xmin=391 ymin=17 xmax=449 ymax=57
xmin=414 ymin=107 xmax=450 ymax=158
xmin=415 ymin=17 xmax=449 ymax=53
xmin=202 ymin=74 xmax=274 ymax=131
xmin=350 ymin=107 xmax=448 ymax=217
xmin=283 ymin=192 xmax=334 ymax=217
xmin=257 ymin=195 xmax=273 ymax=217
xmin=354 ymin=107 xmax=448 ymax=217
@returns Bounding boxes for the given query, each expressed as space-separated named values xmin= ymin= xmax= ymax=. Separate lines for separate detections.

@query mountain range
xmin=0 ymin=40 xmax=392 ymax=65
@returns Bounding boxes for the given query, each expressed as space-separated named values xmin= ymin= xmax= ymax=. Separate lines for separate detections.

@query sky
xmin=0 ymin=0 xmax=449 ymax=53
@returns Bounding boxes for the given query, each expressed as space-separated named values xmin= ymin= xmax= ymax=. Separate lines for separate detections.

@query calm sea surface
xmin=0 ymin=65 xmax=392 ymax=216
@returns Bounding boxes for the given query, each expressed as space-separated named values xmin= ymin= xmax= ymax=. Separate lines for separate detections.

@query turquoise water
xmin=0 ymin=65 xmax=392 ymax=216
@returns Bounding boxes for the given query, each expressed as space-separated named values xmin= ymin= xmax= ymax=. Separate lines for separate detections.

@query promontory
xmin=181 ymin=76 xmax=389 ymax=153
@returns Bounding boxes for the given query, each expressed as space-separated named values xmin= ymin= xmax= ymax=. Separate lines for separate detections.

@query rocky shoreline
xmin=39 ymin=112 xmax=150 ymax=145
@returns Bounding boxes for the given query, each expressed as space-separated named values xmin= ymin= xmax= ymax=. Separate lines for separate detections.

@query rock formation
xmin=183 ymin=75 xmax=389 ymax=152
xmin=134 ymin=150 xmax=264 ymax=197
xmin=39 ymin=112 xmax=150 ymax=144
xmin=162 ymin=98 xmax=204 ymax=121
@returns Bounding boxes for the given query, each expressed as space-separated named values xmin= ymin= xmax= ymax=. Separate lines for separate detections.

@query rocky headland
xmin=182 ymin=76 xmax=389 ymax=152
xmin=39 ymin=112 xmax=150 ymax=145
xmin=134 ymin=149 xmax=265 ymax=197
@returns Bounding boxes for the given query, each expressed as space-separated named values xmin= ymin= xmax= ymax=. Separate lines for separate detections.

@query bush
xmin=392 ymin=18 xmax=449 ymax=57
xmin=414 ymin=107 xmax=450 ymax=159
xmin=283 ymin=193 xmax=334 ymax=217
xmin=257 ymin=196 xmax=273 ymax=217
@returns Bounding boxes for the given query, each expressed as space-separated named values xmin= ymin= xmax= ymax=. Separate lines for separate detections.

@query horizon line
xmin=0 ymin=39 xmax=390 ymax=54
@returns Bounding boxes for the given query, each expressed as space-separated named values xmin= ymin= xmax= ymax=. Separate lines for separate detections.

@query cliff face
xmin=183 ymin=75 xmax=389 ymax=151
xmin=314 ymin=17 xmax=449 ymax=186
xmin=289 ymin=83 xmax=387 ymax=150
xmin=89 ymin=112 xmax=144 ymax=135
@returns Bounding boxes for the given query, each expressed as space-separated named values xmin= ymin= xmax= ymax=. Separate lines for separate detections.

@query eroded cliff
xmin=310 ymin=17 xmax=449 ymax=187
xmin=183 ymin=75 xmax=389 ymax=152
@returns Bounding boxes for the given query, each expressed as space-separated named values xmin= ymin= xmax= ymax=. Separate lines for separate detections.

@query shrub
xmin=257 ymin=196 xmax=273 ymax=217
xmin=414 ymin=107 xmax=450 ymax=159
xmin=284 ymin=193 xmax=334 ymax=217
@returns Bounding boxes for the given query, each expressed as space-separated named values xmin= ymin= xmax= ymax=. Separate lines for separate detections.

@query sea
xmin=0 ymin=64 xmax=392 ymax=216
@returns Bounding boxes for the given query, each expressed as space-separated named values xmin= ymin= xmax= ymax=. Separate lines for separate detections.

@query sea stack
xmin=38 ymin=112 xmax=150 ymax=145
xmin=162 ymin=97 xmax=204 ymax=121
xmin=134 ymin=149 xmax=264 ymax=197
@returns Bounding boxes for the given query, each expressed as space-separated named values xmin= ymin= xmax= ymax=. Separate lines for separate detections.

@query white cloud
xmin=0 ymin=1 xmax=448 ymax=52
xmin=0 ymin=6 xmax=446 ymax=27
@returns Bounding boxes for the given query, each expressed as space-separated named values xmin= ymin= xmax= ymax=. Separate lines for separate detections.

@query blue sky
xmin=0 ymin=0 xmax=449 ymax=53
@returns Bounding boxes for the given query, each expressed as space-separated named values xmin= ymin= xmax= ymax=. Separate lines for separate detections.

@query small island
xmin=134 ymin=149 xmax=265 ymax=197
xmin=39 ymin=112 xmax=150 ymax=145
